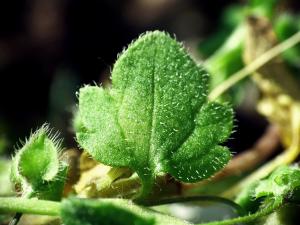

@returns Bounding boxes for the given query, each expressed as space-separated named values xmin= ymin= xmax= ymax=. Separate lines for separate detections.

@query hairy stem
xmin=0 ymin=196 xmax=283 ymax=225
xmin=199 ymin=198 xmax=282 ymax=225
xmin=0 ymin=197 xmax=60 ymax=216
xmin=8 ymin=191 xmax=35 ymax=225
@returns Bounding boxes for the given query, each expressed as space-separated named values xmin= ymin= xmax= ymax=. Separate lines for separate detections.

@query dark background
xmin=1 ymin=0 xmax=297 ymax=153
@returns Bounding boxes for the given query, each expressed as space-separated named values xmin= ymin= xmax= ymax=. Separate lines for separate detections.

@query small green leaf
xmin=11 ymin=125 xmax=67 ymax=200
xmin=61 ymin=198 xmax=188 ymax=225
xmin=35 ymin=162 xmax=68 ymax=201
xmin=236 ymin=165 xmax=300 ymax=214
xmin=75 ymin=31 xmax=233 ymax=197
xmin=254 ymin=166 xmax=300 ymax=200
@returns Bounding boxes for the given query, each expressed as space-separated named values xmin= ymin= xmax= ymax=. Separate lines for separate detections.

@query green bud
xmin=11 ymin=125 xmax=67 ymax=200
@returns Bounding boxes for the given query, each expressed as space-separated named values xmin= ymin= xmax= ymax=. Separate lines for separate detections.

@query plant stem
xmin=209 ymin=31 xmax=300 ymax=101
xmin=8 ymin=191 xmax=35 ymax=225
xmin=0 ymin=197 xmax=60 ymax=216
xmin=0 ymin=196 xmax=283 ymax=225
xmin=198 ymin=199 xmax=282 ymax=225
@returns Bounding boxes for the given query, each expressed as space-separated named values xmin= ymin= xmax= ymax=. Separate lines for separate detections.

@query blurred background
xmin=0 ymin=0 xmax=299 ymax=155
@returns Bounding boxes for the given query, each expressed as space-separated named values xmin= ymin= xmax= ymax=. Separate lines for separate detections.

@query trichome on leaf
xmin=75 ymin=31 xmax=234 ymax=198
xmin=11 ymin=125 xmax=67 ymax=200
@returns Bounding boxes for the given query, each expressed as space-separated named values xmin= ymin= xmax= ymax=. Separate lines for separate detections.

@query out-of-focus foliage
xmin=0 ymin=158 xmax=14 ymax=196
xmin=274 ymin=13 xmax=300 ymax=70
xmin=236 ymin=165 xmax=300 ymax=213
xmin=199 ymin=0 xmax=300 ymax=104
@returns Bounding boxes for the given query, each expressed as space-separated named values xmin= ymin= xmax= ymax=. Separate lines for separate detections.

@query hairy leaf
xmin=11 ymin=125 xmax=67 ymax=200
xmin=75 ymin=31 xmax=233 ymax=196
xmin=61 ymin=198 xmax=188 ymax=225
xmin=254 ymin=166 xmax=300 ymax=200
xmin=236 ymin=165 xmax=300 ymax=213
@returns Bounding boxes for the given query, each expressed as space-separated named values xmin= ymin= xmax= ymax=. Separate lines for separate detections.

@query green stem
xmin=138 ymin=196 xmax=246 ymax=217
xmin=0 ymin=197 xmax=60 ymax=216
xmin=0 ymin=196 xmax=283 ymax=225
xmin=198 ymin=199 xmax=282 ymax=225
xmin=9 ymin=191 xmax=35 ymax=225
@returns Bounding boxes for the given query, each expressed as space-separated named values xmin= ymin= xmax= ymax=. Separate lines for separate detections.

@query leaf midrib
xmin=148 ymin=38 xmax=158 ymax=175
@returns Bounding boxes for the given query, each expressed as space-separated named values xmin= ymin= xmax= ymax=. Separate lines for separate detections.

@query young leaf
xmin=75 ymin=31 xmax=233 ymax=197
xmin=254 ymin=166 xmax=300 ymax=201
xmin=11 ymin=125 xmax=67 ymax=200
xmin=236 ymin=165 xmax=300 ymax=214
xmin=61 ymin=198 xmax=188 ymax=225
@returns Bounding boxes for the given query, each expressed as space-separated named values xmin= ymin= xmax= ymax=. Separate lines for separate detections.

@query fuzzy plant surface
xmin=11 ymin=125 xmax=67 ymax=200
xmin=236 ymin=165 xmax=300 ymax=215
xmin=2 ymin=166 xmax=300 ymax=225
xmin=75 ymin=31 xmax=233 ymax=197
xmin=254 ymin=166 xmax=300 ymax=200
xmin=61 ymin=198 xmax=188 ymax=225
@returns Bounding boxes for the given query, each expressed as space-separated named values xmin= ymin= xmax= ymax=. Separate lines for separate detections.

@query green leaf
xmin=236 ymin=166 xmax=300 ymax=215
xmin=11 ymin=125 xmax=67 ymax=200
xmin=254 ymin=166 xmax=300 ymax=200
xmin=196 ymin=166 xmax=300 ymax=225
xmin=35 ymin=162 xmax=68 ymax=201
xmin=61 ymin=198 xmax=188 ymax=225
xmin=75 ymin=31 xmax=233 ymax=197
